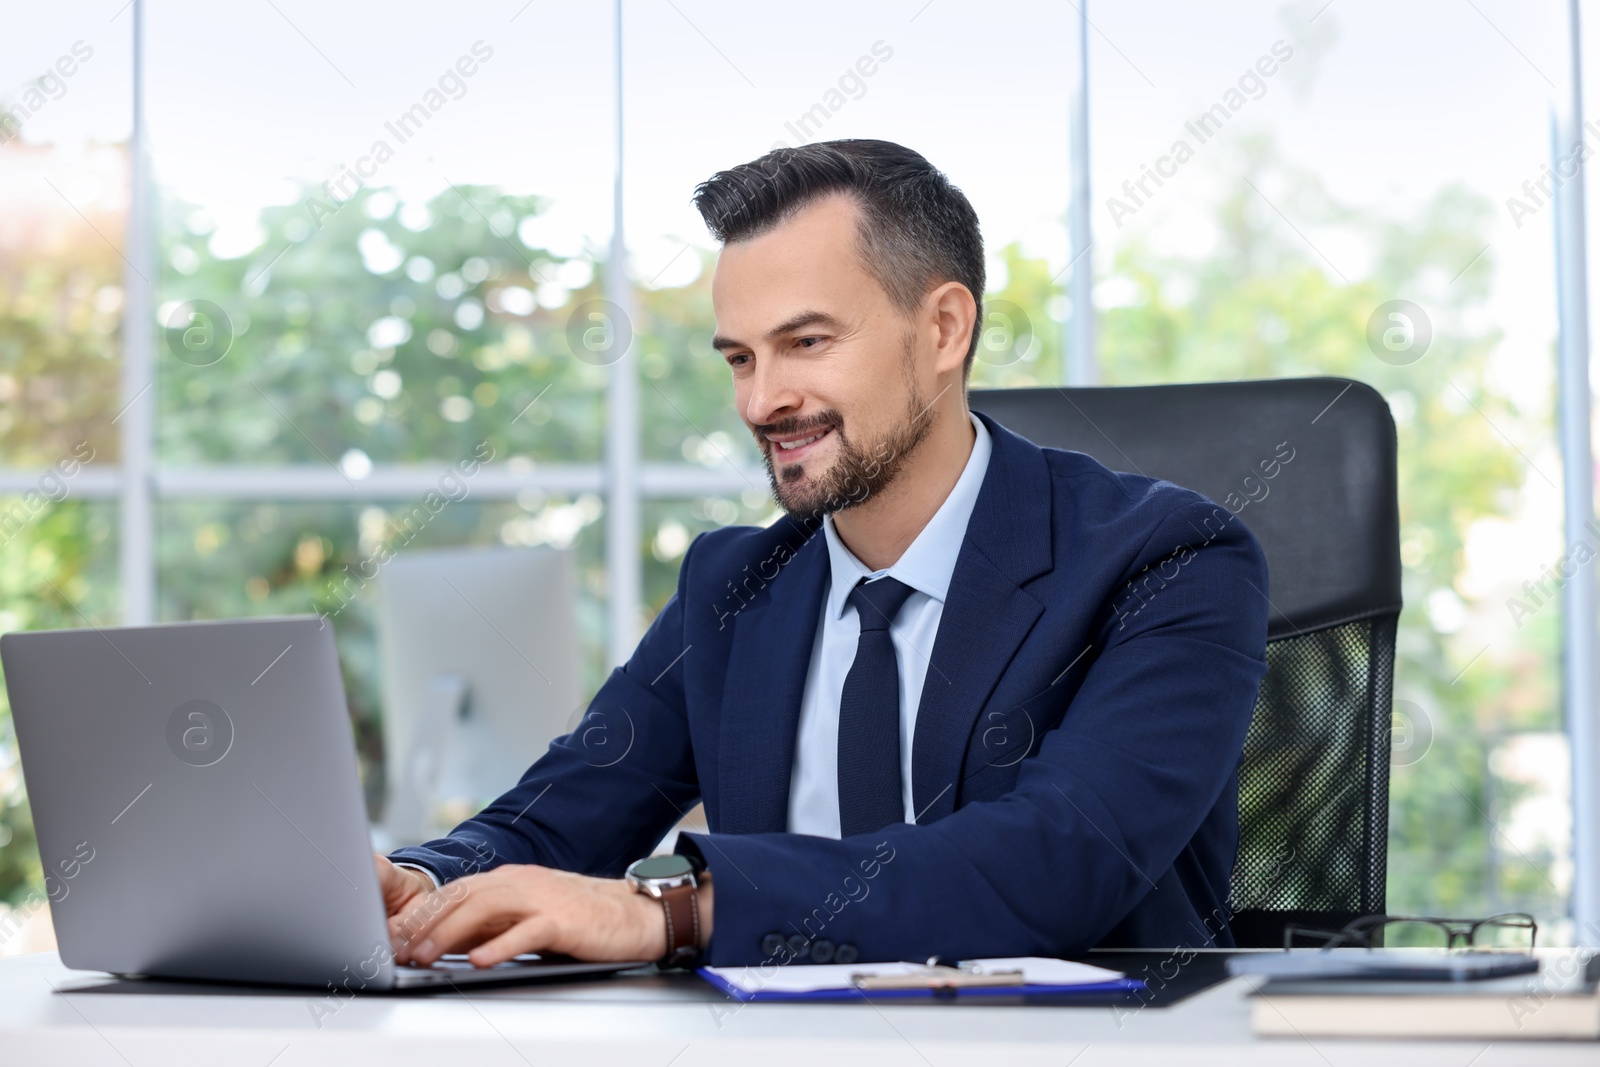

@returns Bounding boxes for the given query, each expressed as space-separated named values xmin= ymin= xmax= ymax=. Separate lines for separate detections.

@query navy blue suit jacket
xmin=392 ymin=412 xmax=1270 ymax=965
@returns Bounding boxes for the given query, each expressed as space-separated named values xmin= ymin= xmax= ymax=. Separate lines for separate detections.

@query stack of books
xmin=1235 ymin=949 xmax=1600 ymax=1039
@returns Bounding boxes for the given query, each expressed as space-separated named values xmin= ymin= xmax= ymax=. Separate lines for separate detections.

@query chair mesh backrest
xmin=1227 ymin=615 xmax=1395 ymax=945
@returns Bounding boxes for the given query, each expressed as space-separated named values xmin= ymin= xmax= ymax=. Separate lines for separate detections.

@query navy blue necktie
xmin=837 ymin=576 xmax=917 ymax=837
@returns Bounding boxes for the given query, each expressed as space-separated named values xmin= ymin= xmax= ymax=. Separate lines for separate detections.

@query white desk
xmin=1 ymin=950 xmax=1595 ymax=1066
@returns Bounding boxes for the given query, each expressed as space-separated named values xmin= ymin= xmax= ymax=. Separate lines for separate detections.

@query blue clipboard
xmin=698 ymin=966 xmax=1145 ymax=1002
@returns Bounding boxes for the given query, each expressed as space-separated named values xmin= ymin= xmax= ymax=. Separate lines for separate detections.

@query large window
xmin=1 ymin=0 xmax=1595 ymax=948
xmin=1088 ymin=0 xmax=1571 ymax=934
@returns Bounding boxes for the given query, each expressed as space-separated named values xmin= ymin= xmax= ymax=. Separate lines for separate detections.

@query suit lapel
xmin=716 ymin=519 xmax=830 ymax=834
xmin=910 ymin=414 xmax=1054 ymax=824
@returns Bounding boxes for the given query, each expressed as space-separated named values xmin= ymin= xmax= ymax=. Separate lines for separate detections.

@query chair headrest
xmin=973 ymin=378 xmax=1400 ymax=641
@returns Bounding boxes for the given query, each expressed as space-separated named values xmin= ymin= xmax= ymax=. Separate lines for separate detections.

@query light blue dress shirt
xmin=786 ymin=412 xmax=993 ymax=838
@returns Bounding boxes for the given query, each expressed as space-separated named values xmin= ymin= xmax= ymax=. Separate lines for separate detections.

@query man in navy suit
xmin=377 ymin=139 xmax=1269 ymax=969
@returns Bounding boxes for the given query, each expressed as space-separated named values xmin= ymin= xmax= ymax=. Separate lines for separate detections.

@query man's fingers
xmin=466 ymin=916 xmax=557 ymax=969
xmin=389 ymin=878 xmax=467 ymax=947
xmin=405 ymin=889 xmax=520 ymax=965
xmin=372 ymin=854 xmax=400 ymax=895
xmin=392 ymin=884 xmax=471 ymax=960
xmin=373 ymin=854 xmax=435 ymax=916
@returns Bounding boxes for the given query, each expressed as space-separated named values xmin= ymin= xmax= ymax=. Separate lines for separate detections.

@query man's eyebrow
xmin=711 ymin=310 xmax=844 ymax=353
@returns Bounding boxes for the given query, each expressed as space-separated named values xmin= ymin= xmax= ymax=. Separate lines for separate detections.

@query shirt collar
xmin=822 ymin=412 xmax=993 ymax=621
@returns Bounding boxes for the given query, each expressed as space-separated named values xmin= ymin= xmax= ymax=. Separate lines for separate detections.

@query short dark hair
xmin=692 ymin=139 xmax=985 ymax=376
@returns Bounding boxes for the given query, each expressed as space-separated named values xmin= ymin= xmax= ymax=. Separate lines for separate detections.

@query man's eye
xmin=797 ymin=336 xmax=823 ymax=349
xmin=727 ymin=353 xmax=751 ymax=367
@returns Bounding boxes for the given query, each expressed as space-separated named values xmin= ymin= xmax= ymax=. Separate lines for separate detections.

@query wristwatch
xmin=625 ymin=853 xmax=705 ymax=968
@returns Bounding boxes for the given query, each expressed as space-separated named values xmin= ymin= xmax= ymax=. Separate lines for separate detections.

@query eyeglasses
xmin=1282 ymin=912 xmax=1537 ymax=952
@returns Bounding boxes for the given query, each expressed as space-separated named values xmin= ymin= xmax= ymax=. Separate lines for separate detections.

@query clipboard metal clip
xmin=850 ymin=958 xmax=1026 ymax=991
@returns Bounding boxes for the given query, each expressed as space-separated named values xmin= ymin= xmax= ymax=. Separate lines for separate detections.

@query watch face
xmin=629 ymin=854 xmax=695 ymax=881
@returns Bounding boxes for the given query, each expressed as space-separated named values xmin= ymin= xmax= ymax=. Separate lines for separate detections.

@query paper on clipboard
xmin=702 ymin=956 xmax=1127 ymax=995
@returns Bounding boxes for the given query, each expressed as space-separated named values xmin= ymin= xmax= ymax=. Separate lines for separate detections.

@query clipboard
xmin=698 ymin=961 xmax=1146 ymax=1002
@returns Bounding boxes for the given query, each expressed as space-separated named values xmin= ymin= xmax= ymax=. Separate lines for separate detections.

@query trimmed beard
xmin=760 ymin=380 xmax=935 ymax=517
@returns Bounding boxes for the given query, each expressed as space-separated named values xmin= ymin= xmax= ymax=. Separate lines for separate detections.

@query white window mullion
xmin=119 ymin=0 xmax=155 ymax=626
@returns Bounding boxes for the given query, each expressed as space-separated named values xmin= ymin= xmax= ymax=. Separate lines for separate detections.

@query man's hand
xmin=385 ymin=862 xmax=713 ymax=968
xmin=373 ymin=855 xmax=436 ymax=919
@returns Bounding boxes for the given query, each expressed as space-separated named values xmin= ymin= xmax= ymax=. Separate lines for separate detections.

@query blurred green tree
xmin=1090 ymin=136 xmax=1554 ymax=921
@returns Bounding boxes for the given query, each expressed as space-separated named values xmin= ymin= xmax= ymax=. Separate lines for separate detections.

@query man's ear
xmin=925 ymin=281 xmax=977 ymax=377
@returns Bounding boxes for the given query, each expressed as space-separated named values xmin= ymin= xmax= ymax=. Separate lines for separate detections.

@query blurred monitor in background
xmin=375 ymin=545 xmax=580 ymax=846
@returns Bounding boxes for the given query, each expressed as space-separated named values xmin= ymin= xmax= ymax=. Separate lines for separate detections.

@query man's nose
xmin=744 ymin=359 xmax=803 ymax=427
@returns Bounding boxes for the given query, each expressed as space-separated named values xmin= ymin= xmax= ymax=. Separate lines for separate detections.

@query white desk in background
xmin=0 ymin=950 xmax=1595 ymax=1066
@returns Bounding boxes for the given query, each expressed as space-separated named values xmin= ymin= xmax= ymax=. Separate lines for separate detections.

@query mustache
xmin=751 ymin=411 xmax=840 ymax=439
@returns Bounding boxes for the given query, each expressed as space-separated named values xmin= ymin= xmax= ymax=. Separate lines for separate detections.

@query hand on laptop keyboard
xmin=374 ymin=855 xmax=708 ymax=967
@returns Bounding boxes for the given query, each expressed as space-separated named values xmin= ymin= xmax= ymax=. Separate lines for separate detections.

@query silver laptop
xmin=0 ymin=615 xmax=647 ymax=989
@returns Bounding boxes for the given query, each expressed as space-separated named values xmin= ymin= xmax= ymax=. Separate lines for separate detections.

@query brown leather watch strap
xmin=658 ymin=881 xmax=701 ymax=968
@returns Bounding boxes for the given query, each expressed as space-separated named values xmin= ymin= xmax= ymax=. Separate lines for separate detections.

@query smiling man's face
xmin=710 ymin=192 xmax=937 ymax=516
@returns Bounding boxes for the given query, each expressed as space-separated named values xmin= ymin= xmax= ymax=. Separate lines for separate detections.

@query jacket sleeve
xmin=679 ymin=498 xmax=1269 ymax=966
xmin=387 ymin=538 xmax=704 ymax=883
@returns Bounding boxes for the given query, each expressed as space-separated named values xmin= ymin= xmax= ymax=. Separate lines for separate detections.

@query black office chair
xmin=972 ymin=378 xmax=1401 ymax=947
